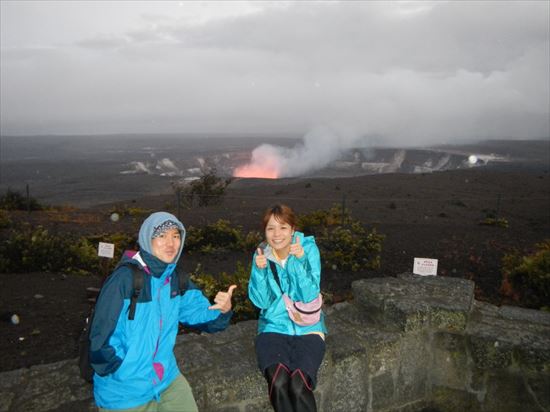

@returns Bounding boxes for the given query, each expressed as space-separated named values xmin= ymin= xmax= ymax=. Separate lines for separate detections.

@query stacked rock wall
xmin=0 ymin=273 xmax=548 ymax=411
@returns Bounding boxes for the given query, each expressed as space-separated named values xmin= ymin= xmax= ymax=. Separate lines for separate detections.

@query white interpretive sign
xmin=413 ymin=258 xmax=438 ymax=276
xmin=98 ymin=242 xmax=115 ymax=258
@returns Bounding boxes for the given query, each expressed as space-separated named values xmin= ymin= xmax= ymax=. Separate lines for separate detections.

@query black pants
xmin=256 ymin=333 xmax=325 ymax=412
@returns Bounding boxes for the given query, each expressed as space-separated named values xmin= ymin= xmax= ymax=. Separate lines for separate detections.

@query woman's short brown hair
xmin=262 ymin=204 xmax=298 ymax=231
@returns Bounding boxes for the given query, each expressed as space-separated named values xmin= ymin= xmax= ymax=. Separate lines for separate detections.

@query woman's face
xmin=265 ymin=214 xmax=294 ymax=253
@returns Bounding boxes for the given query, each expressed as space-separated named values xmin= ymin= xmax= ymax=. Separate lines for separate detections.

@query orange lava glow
xmin=233 ymin=165 xmax=279 ymax=179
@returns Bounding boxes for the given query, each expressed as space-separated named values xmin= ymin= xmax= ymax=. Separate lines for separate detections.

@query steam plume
xmin=234 ymin=125 xmax=364 ymax=178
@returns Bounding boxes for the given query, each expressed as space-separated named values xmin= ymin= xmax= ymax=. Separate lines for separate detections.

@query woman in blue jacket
xmin=248 ymin=204 xmax=327 ymax=412
xmin=90 ymin=211 xmax=235 ymax=411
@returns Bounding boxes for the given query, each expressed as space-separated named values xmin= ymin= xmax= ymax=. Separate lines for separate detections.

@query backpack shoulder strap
xmin=268 ymin=260 xmax=283 ymax=292
xmin=176 ymin=261 xmax=189 ymax=295
xmin=126 ymin=263 xmax=144 ymax=320
xmin=178 ymin=272 xmax=189 ymax=295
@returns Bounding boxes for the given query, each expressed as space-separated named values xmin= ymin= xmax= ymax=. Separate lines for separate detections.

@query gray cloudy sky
xmin=1 ymin=0 xmax=549 ymax=145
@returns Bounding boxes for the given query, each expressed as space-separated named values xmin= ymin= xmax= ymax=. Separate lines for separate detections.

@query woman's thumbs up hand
xmin=289 ymin=235 xmax=304 ymax=259
xmin=255 ymin=247 xmax=267 ymax=269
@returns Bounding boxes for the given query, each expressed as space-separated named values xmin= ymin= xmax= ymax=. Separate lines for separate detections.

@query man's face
xmin=151 ymin=228 xmax=181 ymax=263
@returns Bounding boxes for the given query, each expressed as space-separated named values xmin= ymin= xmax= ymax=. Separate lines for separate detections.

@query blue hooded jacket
xmin=90 ymin=212 xmax=232 ymax=409
xmin=248 ymin=231 xmax=327 ymax=336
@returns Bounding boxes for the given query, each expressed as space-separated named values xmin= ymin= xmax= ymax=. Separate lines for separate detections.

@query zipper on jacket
xmin=151 ymin=274 xmax=171 ymax=393
xmin=275 ymin=260 xmax=298 ymax=335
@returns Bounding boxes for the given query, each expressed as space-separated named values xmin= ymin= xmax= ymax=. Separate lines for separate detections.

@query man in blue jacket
xmin=89 ymin=211 xmax=235 ymax=411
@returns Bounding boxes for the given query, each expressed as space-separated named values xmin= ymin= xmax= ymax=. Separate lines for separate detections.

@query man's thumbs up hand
xmin=255 ymin=247 xmax=267 ymax=269
xmin=209 ymin=284 xmax=237 ymax=313
xmin=289 ymin=235 xmax=304 ymax=259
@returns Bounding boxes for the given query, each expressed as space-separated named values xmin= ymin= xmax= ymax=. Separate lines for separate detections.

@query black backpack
xmin=78 ymin=262 xmax=189 ymax=383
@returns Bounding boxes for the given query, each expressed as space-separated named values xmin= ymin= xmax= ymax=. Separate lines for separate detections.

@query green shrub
xmin=240 ymin=230 xmax=263 ymax=252
xmin=0 ymin=210 xmax=11 ymax=228
xmin=185 ymin=219 xmax=240 ymax=253
xmin=0 ymin=189 xmax=43 ymax=211
xmin=178 ymin=170 xmax=230 ymax=207
xmin=479 ymin=217 xmax=509 ymax=228
xmin=190 ymin=261 xmax=257 ymax=321
xmin=299 ymin=206 xmax=384 ymax=272
xmin=0 ymin=225 xmax=135 ymax=275
xmin=64 ymin=238 xmax=101 ymax=276
xmin=502 ymin=240 xmax=550 ymax=310
xmin=317 ymin=223 xmax=383 ymax=272
xmin=85 ymin=232 xmax=137 ymax=274
xmin=0 ymin=225 xmax=96 ymax=274
xmin=185 ymin=219 xmax=261 ymax=254
xmin=298 ymin=205 xmax=349 ymax=233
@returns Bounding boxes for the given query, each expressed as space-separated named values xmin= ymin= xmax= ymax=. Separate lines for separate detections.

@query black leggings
xmin=265 ymin=363 xmax=317 ymax=412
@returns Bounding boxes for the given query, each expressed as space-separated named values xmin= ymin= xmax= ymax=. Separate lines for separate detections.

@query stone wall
xmin=1 ymin=273 xmax=548 ymax=412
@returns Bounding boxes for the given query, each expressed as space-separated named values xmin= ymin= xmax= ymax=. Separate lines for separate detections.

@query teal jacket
xmin=90 ymin=212 xmax=232 ymax=410
xmin=248 ymin=232 xmax=327 ymax=336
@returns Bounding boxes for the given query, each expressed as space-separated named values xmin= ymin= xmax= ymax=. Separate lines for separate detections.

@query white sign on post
xmin=98 ymin=242 xmax=115 ymax=259
xmin=413 ymin=258 xmax=438 ymax=276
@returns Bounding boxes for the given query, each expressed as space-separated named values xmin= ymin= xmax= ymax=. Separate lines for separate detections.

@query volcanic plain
xmin=0 ymin=138 xmax=548 ymax=372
